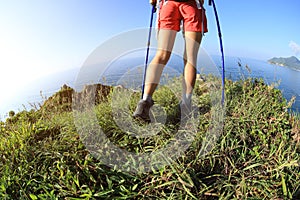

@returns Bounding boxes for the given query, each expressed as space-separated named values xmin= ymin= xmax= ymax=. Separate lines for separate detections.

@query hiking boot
xmin=133 ymin=99 xmax=154 ymax=123
xmin=178 ymin=100 xmax=193 ymax=120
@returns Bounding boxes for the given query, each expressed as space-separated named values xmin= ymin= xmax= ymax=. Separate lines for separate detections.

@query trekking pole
xmin=141 ymin=4 xmax=156 ymax=99
xmin=209 ymin=0 xmax=225 ymax=105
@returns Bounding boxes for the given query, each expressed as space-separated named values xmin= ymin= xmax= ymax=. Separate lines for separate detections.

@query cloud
xmin=289 ymin=41 xmax=300 ymax=56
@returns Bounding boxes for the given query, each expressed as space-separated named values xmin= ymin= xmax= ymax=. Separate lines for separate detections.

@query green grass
xmin=0 ymin=77 xmax=299 ymax=199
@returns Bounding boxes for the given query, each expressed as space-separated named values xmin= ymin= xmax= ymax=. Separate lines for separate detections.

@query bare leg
xmin=182 ymin=31 xmax=203 ymax=97
xmin=133 ymin=30 xmax=177 ymax=122
xmin=143 ymin=29 xmax=177 ymax=96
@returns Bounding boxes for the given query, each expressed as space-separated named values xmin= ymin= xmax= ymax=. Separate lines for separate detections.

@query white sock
xmin=182 ymin=93 xmax=192 ymax=104
xmin=142 ymin=94 xmax=152 ymax=102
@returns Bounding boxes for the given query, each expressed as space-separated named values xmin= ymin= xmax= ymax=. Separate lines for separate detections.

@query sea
xmin=1 ymin=54 xmax=299 ymax=120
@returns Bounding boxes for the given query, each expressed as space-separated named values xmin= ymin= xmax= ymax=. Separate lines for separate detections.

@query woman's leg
xmin=143 ymin=29 xmax=177 ymax=96
xmin=182 ymin=31 xmax=202 ymax=101
xmin=133 ymin=29 xmax=177 ymax=122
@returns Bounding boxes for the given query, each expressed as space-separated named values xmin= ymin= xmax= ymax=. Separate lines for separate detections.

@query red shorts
xmin=158 ymin=0 xmax=208 ymax=33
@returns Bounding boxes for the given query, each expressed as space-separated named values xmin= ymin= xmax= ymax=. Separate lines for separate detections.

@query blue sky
xmin=0 ymin=0 xmax=300 ymax=118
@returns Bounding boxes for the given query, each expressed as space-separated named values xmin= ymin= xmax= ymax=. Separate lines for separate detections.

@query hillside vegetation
xmin=0 ymin=76 xmax=299 ymax=199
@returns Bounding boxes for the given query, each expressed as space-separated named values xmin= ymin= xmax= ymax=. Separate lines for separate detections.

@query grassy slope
xmin=0 ymin=77 xmax=299 ymax=199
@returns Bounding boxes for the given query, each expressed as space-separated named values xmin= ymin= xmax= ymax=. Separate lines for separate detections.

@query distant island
xmin=268 ymin=56 xmax=300 ymax=71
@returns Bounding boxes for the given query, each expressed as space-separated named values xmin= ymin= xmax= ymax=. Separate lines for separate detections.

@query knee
xmin=153 ymin=50 xmax=171 ymax=65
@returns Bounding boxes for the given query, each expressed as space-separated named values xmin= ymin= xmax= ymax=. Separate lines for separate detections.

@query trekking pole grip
xmin=152 ymin=3 xmax=157 ymax=13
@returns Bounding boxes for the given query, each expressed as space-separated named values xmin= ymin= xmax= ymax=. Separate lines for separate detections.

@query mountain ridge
xmin=268 ymin=56 xmax=300 ymax=71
